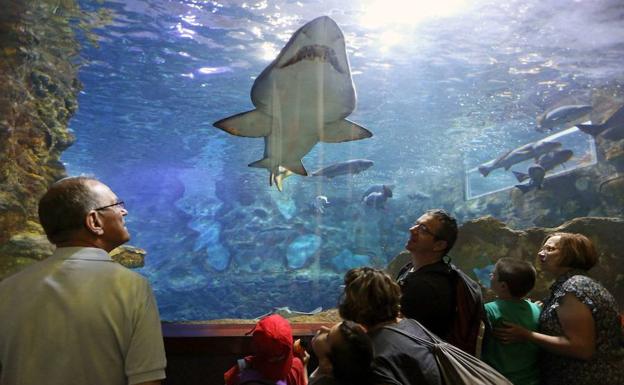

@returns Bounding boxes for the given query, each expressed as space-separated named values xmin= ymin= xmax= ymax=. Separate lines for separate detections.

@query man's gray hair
xmin=38 ymin=176 xmax=102 ymax=244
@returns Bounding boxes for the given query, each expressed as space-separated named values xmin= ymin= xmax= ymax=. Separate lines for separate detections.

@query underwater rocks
xmin=110 ymin=245 xmax=146 ymax=269
xmin=330 ymin=248 xmax=372 ymax=271
xmin=286 ymin=234 xmax=321 ymax=269
xmin=387 ymin=216 xmax=624 ymax=308
xmin=0 ymin=230 xmax=55 ymax=278
xmin=0 ymin=2 xmax=83 ymax=259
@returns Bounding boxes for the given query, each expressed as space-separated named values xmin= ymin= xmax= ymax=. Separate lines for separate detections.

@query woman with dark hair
xmin=309 ymin=320 xmax=373 ymax=385
xmin=496 ymin=232 xmax=624 ymax=385
xmin=338 ymin=267 xmax=442 ymax=385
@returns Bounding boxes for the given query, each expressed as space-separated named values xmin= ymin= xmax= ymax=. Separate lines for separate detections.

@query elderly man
xmin=0 ymin=176 xmax=166 ymax=385
xmin=396 ymin=209 xmax=485 ymax=354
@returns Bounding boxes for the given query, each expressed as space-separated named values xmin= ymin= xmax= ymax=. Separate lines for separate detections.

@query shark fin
xmin=512 ymin=170 xmax=529 ymax=182
xmin=249 ymin=158 xmax=272 ymax=169
xmin=319 ymin=119 xmax=373 ymax=143
xmin=478 ymin=165 xmax=492 ymax=177
xmin=283 ymin=161 xmax=307 ymax=176
xmin=213 ymin=109 xmax=272 ymax=138
xmin=577 ymin=123 xmax=607 ymax=137
xmin=515 ymin=184 xmax=534 ymax=194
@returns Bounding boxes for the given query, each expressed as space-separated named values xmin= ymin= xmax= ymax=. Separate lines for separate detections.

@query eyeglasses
xmin=412 ymin=222 xmax=439 ymax=239
xmin=94 ymin=201 xmax=125 ymax=211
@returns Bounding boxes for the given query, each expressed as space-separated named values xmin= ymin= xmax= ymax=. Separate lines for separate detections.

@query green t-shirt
xmin=483 ymin=299 xmax=541 ymax=385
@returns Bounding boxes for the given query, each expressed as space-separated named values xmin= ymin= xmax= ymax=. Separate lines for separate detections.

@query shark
xmin=213 ymin=16 xmax=373 ymax=190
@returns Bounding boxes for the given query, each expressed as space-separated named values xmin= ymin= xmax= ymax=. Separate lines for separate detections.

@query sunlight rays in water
xmin=360 ymin=0 xmax=471 ymax=28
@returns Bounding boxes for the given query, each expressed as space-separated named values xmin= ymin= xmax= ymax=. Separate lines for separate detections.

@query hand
xmin=293 ymin=339 xmax=310 ymax=365
xmin=528 ymin=298 xmax=544 ymax=308
xmin=493 ymin=321 xmax=531 ymax=344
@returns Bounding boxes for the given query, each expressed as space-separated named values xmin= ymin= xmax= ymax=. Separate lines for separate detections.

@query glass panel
xmin=465 ymin=125 xmax=598 ymax=200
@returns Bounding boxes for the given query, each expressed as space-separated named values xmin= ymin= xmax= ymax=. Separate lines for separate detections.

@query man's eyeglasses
xmin=412 ymin=222 xmax=439 ymax=239
xmin=94 ymin=201 xmax=125 ymax=211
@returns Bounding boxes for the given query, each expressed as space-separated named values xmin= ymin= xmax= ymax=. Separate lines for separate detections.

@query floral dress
xmin=539 ymin=270 xmax=624 ymax=385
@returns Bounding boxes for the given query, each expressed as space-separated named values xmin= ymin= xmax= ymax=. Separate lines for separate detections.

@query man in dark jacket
xmin=396 ymin=209 xmax=486 ymax=354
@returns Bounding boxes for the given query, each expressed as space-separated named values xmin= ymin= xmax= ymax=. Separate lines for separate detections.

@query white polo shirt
xmin=0 ymin=247 xmax=166 ymax=385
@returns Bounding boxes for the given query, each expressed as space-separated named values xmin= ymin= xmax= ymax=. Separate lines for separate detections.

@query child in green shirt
xmin=483 ymin=258 xmax=541 ymax=385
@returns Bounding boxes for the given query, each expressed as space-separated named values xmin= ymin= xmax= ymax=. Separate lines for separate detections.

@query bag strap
xmin=383 ymin=319 xmax=444 ymax=348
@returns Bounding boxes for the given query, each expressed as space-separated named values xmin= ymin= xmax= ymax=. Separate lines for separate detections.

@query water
xmin=59 ymin=0 xmax=624 ymax=320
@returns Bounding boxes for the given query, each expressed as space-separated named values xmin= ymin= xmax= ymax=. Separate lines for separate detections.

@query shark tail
xmin=319 ymin=119 xmax=373 ymax=143
xmin=577 ymin=123 xmax=607 ymax=137
xmin=515 ymin=183 xmax=535 ymax=194
xmin=478 ymin=165 xmax=492 ymax=177
xmin=513 ymin=171 xmax=529 ymax=182
xmin=213 ymin=109 xmax=272 ymax=138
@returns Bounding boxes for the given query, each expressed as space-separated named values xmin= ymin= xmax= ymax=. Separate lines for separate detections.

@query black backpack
xmin=446 ymin=264 xmax=491 ymax=357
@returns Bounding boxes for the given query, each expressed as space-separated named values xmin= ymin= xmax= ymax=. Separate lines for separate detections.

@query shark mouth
xmin=279 ymin=44 xmax=345 ymax=74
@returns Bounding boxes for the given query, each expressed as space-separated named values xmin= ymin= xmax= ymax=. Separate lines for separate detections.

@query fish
xmin=361 ymin=184 xmax=393 ymax=201
xmin=514 ymin=165 xmax=546 ymax=193
xmin=537 ymin=104 xmax=592 ymax=131
xmin=213 ymin=16 xmax=373 ymax=191
xmin=478 ymin=139 xmax=562 ymax=177
xmin=577 ymin=105 xmax=624 ymax=141
xmin=310 ymin=159 xmax=374 ymax=178
xmin=512 ymin=149 xmax=574 ymax=182
xmin=312 ymin=195 xmax=330 ymax=214
xmin=362 ymin=185 xmax=392 ymax=209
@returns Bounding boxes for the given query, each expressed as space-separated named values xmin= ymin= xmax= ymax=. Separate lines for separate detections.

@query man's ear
xmin=85 ymin=211 xmax=104 ymax=235
xmin=433 ymin=239 xmax=447 ymax=253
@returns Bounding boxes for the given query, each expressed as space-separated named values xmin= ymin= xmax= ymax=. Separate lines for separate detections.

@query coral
xmin=0 ymin=2 xmax=83 ymax=246
xmin=286 ymin=234 xmax=322 ymax=269
xmin=110 ymin=245 xmax=146 ymax=269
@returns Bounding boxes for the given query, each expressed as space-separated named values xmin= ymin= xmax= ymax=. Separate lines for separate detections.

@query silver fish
xmin=479 ymin=140 xmax=562 ymax=177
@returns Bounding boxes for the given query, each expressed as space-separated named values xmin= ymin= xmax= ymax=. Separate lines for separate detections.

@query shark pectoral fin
xmin=249 ymin=158 xmax=272 ymax=169
xmin=319 ymin=119 xmax=373 ymax=143
xmin=515 ymin=184 xmax=533 ymax=194
xmin=213 ymin=109 xmax=272 ymax=138
xmin=577 ymin=123 xmax=606 ymax=137
xmin=512 ymin=171 xmax=528 ymax=182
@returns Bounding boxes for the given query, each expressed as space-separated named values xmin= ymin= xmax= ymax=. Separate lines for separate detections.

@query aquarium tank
xmin=1 ymin=0 xmax=623 ymax=321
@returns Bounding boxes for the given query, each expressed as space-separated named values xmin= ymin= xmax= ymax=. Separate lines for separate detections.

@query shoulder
xmin=560 ymin=274 xmax=604 ymax=299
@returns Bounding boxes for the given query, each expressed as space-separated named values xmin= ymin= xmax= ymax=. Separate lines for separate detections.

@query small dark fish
xmin=515 ymin=165 xmax=545 ymax=193
xmin=479 ymin=140 xmax=561 ymax=177
xmin=362 ymin=186 xmax=392 ymax=209
xmin=577 ymin=105 xmax=624 ymax=141
xmin=513 ymin=149 xmax=574 ymax=182
xmin=361 ymin=184 xmax=393 ymax=201
xmin=537 ymin=104 xmax=592 ymax=131
xmin=311 ymin=159 xmax=374 ymax=178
